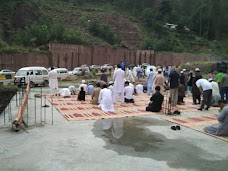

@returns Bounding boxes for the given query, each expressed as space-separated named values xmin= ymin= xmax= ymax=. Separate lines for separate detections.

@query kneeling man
xmin=204 ymin=100 xmax=228 ymax=136
xmin=124 ymin=81 xmax=134 ymax=103
xmin=146 ymin=86 xmax=164 ymax=112
xmin=57 ymin=88 xmax=71 ymax=98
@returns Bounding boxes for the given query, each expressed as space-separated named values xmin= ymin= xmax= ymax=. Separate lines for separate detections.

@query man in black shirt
xmin=168 ymin=67 xmax=180 ymax=108
xmin=146 ymin=86 xmax=164 ymax=112
xmin=100 ymin=69 xmax=108 ymax=83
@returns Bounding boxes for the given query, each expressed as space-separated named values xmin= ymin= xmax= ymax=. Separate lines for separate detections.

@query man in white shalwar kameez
xmin=128 ymin=69 xmax=135 ymax=83
xmin=79 ymin=80 xmax=88 ymax=94
xmin=113 ymin=64 xmax=125 ymax=103
xmin=57 ymin=88 xmax=71 ymax=98
xmin=98 ymin=84 xmax=115 ymax=112
xmin=48 ymin=67 xmax=58 ymax=95
xmin=136 ymin=84 xmax=144 ymax=94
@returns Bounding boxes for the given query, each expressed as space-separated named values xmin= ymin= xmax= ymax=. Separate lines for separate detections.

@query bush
xmin=61 ymin=29 xmax=87 ymax=45
xmin=88 ymin=21 xmax=122 ymax=45
xmin=140 ymin=38 xmax=173 ymax=52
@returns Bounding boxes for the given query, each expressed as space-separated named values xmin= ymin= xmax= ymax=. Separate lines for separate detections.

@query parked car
xmin=89 ymin=65 xmax=100 ymax=71
xmin=72 ymin=67 xmax=90 ymax=76
xmin=14 ymin=66 xmax=49 ymax=87
xmin=128 ymin=64 xmax=135 ymax=70
xmin=142 ymin=63 xmax=150 ymax=69
xmin=100 ymin=64 xmax=113 ymax=70
xmin=0 ymin=69 xmax=15 ymax=75
xmin=54 ymin=68 xmax=69 ymax=79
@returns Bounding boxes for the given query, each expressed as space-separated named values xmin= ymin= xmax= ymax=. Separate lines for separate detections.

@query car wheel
xmin=43 ymin=80 xmax=49 ymax=87
xmin=30 ymin=81 xmax=35 ymax=88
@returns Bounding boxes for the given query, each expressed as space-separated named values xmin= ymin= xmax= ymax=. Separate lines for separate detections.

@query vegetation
xmin=0 ymin=83 xmax=18 ymax=92
xmin=0 ymin=0 xmax=227 ymax=56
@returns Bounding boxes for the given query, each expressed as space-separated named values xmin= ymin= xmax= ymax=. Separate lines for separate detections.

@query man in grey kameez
xmin=204 ymin=99 xmax=228 ymax=136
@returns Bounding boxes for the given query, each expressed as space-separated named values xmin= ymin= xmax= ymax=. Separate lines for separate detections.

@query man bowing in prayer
xmin=113 ymin=64 xmax=125 ymax=104
xmin=48 ymin=67 xmax=58 ymax=95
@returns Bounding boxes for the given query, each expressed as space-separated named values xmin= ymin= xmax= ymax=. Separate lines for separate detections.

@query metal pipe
xmin=51 ymin=96 xmax=53 ymax=125
xmin=35 ymin=96 xmax=37 ymax=123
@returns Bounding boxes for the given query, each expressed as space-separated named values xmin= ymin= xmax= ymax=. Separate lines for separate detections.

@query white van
xmin=54 ymin=68 xmax=69 ymax=80
xmin=14 ymin=66 xmax=49 ymax=87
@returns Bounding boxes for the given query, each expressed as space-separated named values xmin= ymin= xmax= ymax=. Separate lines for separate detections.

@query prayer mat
xmin=163 ymin=114 xmax=228 ymax=142
xmin=46 ymin=94 xmax=161 ymax=121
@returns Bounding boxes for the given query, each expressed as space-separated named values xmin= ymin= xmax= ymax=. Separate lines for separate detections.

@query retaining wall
xmin=0 ymin=43 xmax=225 ymax=71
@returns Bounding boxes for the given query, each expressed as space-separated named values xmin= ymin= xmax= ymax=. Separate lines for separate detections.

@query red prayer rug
xmin=46 ymin=94 xmax=160 ymax=121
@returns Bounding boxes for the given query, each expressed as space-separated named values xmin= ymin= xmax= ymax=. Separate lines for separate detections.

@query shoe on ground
xmin=171 ymin=126 xmax=176 ymax=130
xmin=205 ymin=107 xmax=209 ymax=110
xmin=176 ymin=126 xmax=181 ymax=130
xmin=198 ymin=108 xmax=203 ymax=111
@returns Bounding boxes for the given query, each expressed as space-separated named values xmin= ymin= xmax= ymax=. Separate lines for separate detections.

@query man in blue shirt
xmin=120 ymin=60 xmax=126 ymax=71
xmin=88 ymin=83 xmax=94 ymax=95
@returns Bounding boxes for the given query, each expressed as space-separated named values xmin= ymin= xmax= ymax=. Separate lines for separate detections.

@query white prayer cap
xmin=109 ymin=81 xmax=113 ymax=84
xmin=183 ymin=69 xmax=186 ymax=72
xmin=158 ymin=68 xmax=162 ymax=72
xmin=208 ymin=78 xmax=213 ymax=82
xmin=181 ymin=71 xmax=183 ymax=74
xmin=81 ymin=80 xmax=86 ymax=83
xmin=195 ymin=68 xmax=200 ymax=72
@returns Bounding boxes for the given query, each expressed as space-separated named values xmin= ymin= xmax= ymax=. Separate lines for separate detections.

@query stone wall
xmin=0 ymin=43 xmax=225 ymax=71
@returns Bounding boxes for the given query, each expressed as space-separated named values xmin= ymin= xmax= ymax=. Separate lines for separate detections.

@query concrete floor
xmin=0 ymin=90 xmax=228 ymax=171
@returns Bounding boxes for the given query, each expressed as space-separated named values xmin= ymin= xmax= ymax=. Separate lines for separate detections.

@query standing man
xmin=216 ymin=70 xmax=224 ymax=88
xmin=120 ymin=60 xmax=126 ymax=71
xmin=196 ymin=78 xmax=212 ymax=111
xmin=113 ymin=64 xmax=125 ymax=104
xmin=128 ymin=68 xmax=135 ymax=83
xmin=48 ymin=67 xmax=58 ymax=95
xmin=192 ymin=68 xmax=202 ymax=105
xmin=168 ymin=67 xmax=180 ymax=108
xmin=147 ymin=68 xmax=154 ymax=95
xmin=220 ymin=71 xmax=228 ymax=101
xmin=153 ymin=68 xmax=165 ymax=95
xmin=136 ymin=65 xmax=142 ymax=80
xmin=100 ymin=69 xmax=108 ymax=83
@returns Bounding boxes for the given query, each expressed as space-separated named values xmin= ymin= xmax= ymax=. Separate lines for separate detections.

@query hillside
xmin=0 ymin=0 xmax=228 ymax=56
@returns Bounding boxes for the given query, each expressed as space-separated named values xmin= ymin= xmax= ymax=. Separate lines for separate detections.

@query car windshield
xmin=15 ymin=70 xmax=27 ymax=76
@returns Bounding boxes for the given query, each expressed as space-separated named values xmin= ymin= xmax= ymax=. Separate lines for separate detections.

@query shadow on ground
xmin=92 ymin=117 xmax=228 ymax=171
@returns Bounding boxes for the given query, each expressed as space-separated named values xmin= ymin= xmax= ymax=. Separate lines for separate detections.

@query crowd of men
xmin=48 ymin=64 xmax=228 ymax=137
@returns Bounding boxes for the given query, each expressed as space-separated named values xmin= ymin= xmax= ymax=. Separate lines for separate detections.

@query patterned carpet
xmin=46 ymin=93 xmax=228 ymax=142
xmin=46 ymin=94 xmax=159 ymax=121
xmin=163 ymin=114 xmax=228 ymax=142
xmin=46 ymin=93 xmax=219 ymax=121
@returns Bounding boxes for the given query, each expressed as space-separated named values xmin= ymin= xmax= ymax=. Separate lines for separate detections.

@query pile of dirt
xmin=0 ymin=88 xmax=17 ymax=115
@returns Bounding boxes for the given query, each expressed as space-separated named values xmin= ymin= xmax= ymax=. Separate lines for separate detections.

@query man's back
xmin=49 ymin=70 xmax=57 ymax=79
xmin=169 ymin=71 xmax=179 ymax=88
xmin=124 ymin=86 xmax=134 ymax=99
xmin=149 ymin=92 xmax=164 ymax=112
